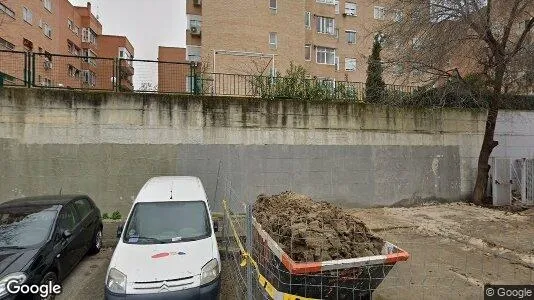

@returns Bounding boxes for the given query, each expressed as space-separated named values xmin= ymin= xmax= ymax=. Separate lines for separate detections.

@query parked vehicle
xmin=0 ymin=195 xmax=103 ymax=300
xmin=105 ymin=176 xmax=220 ymax=300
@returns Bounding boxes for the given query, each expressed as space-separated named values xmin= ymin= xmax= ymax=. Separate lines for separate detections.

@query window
xmin=305 ymin=12 xmax=311 ymax=29
xmin=43 ymin=23 xmax=52 ymax=38
xmin=73 ymin=199 xmax=92 ymax=220
xmin=58 ymin=205 xmax=80 ymax=232
xmin=316 ymin=0 xmax=336 ymax=4
xmin=0 ymin=37 xmax=15 ymax=50
xmin=23 ymin=7 xmax=33 ymax=24
xmin=305 ymin=44 xmax=311 ymax=61
xmin=316 ymin=46 xmax=336 ymax=65
xmin=82 ymin=49 xmax=97 ymax=66
xmin=68 ymin=19 xmax=79 ymax=35
xmin=374 ymin=6 xmax=386 ymax=20
xmin=68 ymin=65 xmax=80 ymax=78
xmin=318 ymin=78 xmax=335 ymax=91
xmin=334 ymin=0 xmax=340 ymax=14
xmin=316 ymin=16 xmax=335 ymax=35
xmin=186 ymin=45 xmax=201 ymax=62
xmin=0 ymin=2 xmax=15 ymax=19
xmin=345 ymin=2 xmax=357 ymax=16
xmin=269 ymin=32 xmax=277 ymax=49
xmin=43 ymin=0 xmax=52 ymax=12
xmin=269 ymin=0 xmax=277 ymax=9
xmin=345 ymin=58 xmax=357 ymax=71
xmin=346 ymin=30 xmax=356 ymax=44
xmin=0 ymin=207 xmax=57 ymax=248
xmin=122 ymin=201 xmax=211 ymax=244
xmin=67 ymin=41 xmax=79 ymax=55
xmin=82 ymin=70 xmax=96 ymax=86
xmin=82 ymin=28 xmax=97 ymax=45
xmin=335 ymin=56 xmax=340 ymax=71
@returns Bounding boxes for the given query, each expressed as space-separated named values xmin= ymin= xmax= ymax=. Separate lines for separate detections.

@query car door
xmin=72 ymin=198 xmax=96 ymax=253
xmin=55 ymin=203 xmax=83 ymax=278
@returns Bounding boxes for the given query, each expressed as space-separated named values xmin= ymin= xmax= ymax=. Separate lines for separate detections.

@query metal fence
xmin=0 ymin=49 xmax=418 ymax=101
xmin=217 ymin=173 xmax=402 ymax=300
xmin=118 ymin=58 xmax=191 ymax=93
xmin=0 ymin=50 xmax=29 ymax=87
xmin=197 ymin=73 xmax=418 ymax=101
xmin=32 ymin=52 xmax=116 ymax=91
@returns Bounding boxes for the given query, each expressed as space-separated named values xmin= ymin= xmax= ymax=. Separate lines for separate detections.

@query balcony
xmin=119 ymin=60 xmax=134 ymax=76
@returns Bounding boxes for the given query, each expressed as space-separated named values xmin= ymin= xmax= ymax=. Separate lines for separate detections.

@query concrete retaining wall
xmin=0 ymin=88 xmax=490 ymax=213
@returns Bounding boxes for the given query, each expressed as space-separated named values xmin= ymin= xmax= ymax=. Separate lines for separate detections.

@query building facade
xmin=0 ymin=0 xmax=133 ymax=90
xmin=99 ymin=35 xmax=135 ymax=91
xmin=157 ymin=46 xmax=191 ymax=93
xmin=185 ymin=0 xmax=398 ymax=84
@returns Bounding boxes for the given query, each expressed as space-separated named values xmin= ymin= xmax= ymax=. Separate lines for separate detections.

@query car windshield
xmin=123 ymin=201 xmax=211 ymax=244
xmin=0 ymin=206 xmax=57 ymax=248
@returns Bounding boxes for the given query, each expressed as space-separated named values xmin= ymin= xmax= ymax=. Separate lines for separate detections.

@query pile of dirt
xmin=253 ymin=192 xmax=384 ymax=262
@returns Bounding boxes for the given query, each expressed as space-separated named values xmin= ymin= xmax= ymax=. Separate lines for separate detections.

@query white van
xmin=104 ymin=177 xmax=221 ymax=300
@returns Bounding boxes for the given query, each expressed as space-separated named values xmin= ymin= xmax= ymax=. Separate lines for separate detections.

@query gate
xmin=516 ymin=158 xmax=534 ymax=206
xmin=491 ymin=158 xmax=511 ymax=206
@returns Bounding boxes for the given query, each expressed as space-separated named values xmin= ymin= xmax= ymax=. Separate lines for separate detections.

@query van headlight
xmin=0 ymin=272 xmax=27 ymax=297
xmin=200 ymin=259 xmax=220 ymax=285
xmin=106 ymin=268 xmax=127 ymax=294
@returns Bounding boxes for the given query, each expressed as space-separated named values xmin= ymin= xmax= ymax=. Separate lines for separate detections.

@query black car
xmin=0 ymin=195 xmax=103 ymax=300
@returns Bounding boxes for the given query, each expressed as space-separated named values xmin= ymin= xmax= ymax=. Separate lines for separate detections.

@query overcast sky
xmin=68 ymin=0 xmax=186 ymax=60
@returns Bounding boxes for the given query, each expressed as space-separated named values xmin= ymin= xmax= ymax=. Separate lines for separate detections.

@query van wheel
xmin=88 ymin=228 xmax=102 ymax=254
xmin=36 ymin=272 xmax=57 ymax=300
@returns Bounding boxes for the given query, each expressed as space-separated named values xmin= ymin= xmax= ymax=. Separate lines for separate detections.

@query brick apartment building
xmin=157 ymin=46 xmax=191 ymax=93
xmin=185 ymin=0 xmax=401 ymax=85
xmin=0 ymin=0 xmax=134 ymax=90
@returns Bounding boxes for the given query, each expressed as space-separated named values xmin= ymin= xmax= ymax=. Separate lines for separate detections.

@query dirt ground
xmin=57 ymin=204 xmax=534 ymax=300
xmin=352 ymin=203 xmax=534 ymax=300
xmin=254 ymin=192 xmax=383 ymax=261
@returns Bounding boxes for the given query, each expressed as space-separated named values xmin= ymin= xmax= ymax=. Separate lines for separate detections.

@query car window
xmin=58 ymin=204 xmax=80 ymax=232
xmin=123 ymin=201 xmax=211 ymax=244
xmin=73 ymin=199 xmax=92 ymax=220
xmin=0 ymin=206 xmax=57 ymax=248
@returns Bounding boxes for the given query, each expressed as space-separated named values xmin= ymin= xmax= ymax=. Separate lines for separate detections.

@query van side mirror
xmin=213 ymin=220 xmax=219 ymax=232
xmin=117 ymin=223 xmax=124 ymax=238
xmin=62 ymin=229 xmax=72 ymax=239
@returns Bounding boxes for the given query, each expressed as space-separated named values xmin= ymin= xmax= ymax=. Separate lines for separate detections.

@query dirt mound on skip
xmin=253 ymin=192 xmax=384 ymax=262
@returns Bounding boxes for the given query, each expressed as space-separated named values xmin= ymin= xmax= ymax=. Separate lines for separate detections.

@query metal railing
xmin=32 ymin=52 xmax=116 ymax=91
xmin=0 ymin=49 xmax=419 ymax=101
xmin=118 ymin=58 xmax=191 ymax=93
xmin=196 ymin=73 xmax=418 ymax=101
xmin=0 ymin=50 xmax=29 ymax=87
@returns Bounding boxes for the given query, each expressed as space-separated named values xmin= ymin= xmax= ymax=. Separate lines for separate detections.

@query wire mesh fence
xmin=121 ymin=58 xmax=192 ymax=93
xmin=216 ymin=173 xmax=409 ymax=300
xmin=0 ymin=50 xmax=29 ymax=87
xmin=214 ymin=164 xmax=534 ymax=300
xmin=32 ymin=53 xmax=115 ymax=91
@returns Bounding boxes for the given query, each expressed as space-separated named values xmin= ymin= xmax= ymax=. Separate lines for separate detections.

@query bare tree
xmin=380 ymin=0 xmax=534 ymax=205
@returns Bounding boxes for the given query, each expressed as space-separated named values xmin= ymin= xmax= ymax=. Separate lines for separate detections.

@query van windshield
xmin=123 ymin=201 xmax=211 ymax=244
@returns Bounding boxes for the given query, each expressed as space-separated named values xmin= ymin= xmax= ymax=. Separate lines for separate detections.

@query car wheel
xmin=88 ymin=227 xmax=102 ymax=254
xmin=36 ymin=272 xmax=57 ymax=300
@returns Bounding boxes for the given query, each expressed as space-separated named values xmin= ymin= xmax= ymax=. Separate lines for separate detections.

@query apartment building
xmin=157 ymin=46 xmax=191 ymax=93
xmin=99 ymin=35 xmax=135 ymax=91
xmin=185 ymin=0 xmax=400 ymax=84
xmin=0 ymin=0 xmax=133 ymax=90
